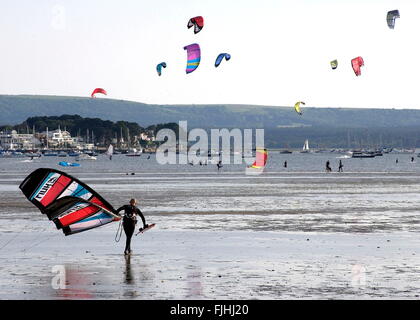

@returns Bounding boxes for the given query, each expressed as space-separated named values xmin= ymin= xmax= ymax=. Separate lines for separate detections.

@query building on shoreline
xmin=1 ymin=126 xmax=161 ymax=152
xmin=0 ymin=130 xmax=41 ymax=150
xmin=39 ymin=128 xmax=78 ymax=148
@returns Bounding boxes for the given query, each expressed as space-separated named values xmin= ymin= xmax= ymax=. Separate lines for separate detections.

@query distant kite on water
xmin=294 ymin=101 xmax=305 ymax=116
xmin=91 ymin=88 xmax=107 ymax=98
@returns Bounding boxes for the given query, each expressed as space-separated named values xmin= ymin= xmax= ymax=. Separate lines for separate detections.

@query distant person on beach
xmin=396 ymin=158 xmax=399 ymax=164
xmin=284 ymin=161 xmax=287 ymax=168
xmin=338 ymin=160 xmax=344 ymax=172
xmin=217 ymin=160 xmax=223 ymax=171
xmin=411 ymin=157 xmax=414 ymax=162
xmin=326 ymin=160 xmax=332 ymax=173
xmin=116 ymin=199 xmax=148 ymax=255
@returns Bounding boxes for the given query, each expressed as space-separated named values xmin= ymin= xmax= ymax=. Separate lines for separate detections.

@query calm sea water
xmin=0 ymin=151 xmax=419 ymax=174
xmin=1 ymin=152 xmax=420 ymax=234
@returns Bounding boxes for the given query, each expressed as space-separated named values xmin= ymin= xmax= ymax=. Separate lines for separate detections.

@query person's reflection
xmin=124 ymin=255 xmax=134 ymax=285
xmin=123 ymin=255 xmax=140 ymax=298
xmin=187 ymin=266 xmax=203 ymax=298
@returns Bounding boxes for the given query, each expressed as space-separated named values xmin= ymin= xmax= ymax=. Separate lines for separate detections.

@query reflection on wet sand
xmin=186 ymin=265 xmax=204 ymax=299
xmin=124 ymin=255 xmax=134 ymax=284
xmin=122 ymin=254 xmax=139 ymax=299
xmin=55 ymin=265 xmax=94 ymax=299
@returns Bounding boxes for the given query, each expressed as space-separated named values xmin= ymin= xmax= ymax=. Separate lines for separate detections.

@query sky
xmin=0 ymin=0 xmax=419 ymax=109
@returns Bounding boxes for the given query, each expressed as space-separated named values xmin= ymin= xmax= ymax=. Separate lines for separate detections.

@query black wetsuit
xmin=326 ymin=161 xmax=332 ymax=172
xmin=116 ymin=205 xmax=146 ymax=253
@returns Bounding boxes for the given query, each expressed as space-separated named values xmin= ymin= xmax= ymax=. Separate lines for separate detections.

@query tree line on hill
xmin=0 ymin=115 xmax=180 ymax=146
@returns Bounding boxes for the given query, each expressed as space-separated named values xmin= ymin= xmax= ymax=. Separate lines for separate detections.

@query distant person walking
xmin=217 ymin=160 xmax=223 ymax=171
xmin=326 ymin=160 xmax=332 ymax=173
xmin=338 ymin=160 xmax=344 ymax=172
xmin=396 ymin=158 xmax=399 ymax=164
xmin=411 ymin=157 xmax=415 ymax=163
xmin=284 ymin=161 xmax=288 ymax=168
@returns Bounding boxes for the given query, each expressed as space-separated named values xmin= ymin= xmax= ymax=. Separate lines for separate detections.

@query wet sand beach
xmin=0 ymin=154 xmax=419 ymax=299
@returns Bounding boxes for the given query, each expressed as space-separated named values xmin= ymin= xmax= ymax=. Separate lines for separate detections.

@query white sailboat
xmin=106 ymin=144 xmax=114 ymax=160
xmin=301 ymin=139 xmax=311 ymax=153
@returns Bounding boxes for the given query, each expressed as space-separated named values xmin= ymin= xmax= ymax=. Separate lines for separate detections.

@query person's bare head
xmin=130 ymin=199 xmax=137 ymax=206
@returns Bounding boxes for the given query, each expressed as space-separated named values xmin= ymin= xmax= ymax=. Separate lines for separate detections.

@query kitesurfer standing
xmin=116 ymin=199 xmax=147 ymax=255
xmin=326 ymin=160 xmax=332 ymax=173
xmin=338 ymin=160 xmax=344 ymax=172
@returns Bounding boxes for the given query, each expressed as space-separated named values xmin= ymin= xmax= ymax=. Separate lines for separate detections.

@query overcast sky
xmin=0 ymin=0 xmax=418 ymax=109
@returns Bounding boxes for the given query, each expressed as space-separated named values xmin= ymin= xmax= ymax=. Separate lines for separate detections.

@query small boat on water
xmin=59 ymin=161 xmax=81 ymax=167
xmin=25 ymin=152 xmax=42 ymax=158
xmin=84 ymin=151 xmax=98 ymax=157
xmin=280 ymin=150 xmax=293 ymax=154
xmin=76 ymin=154 xmax=97 ymax=161
xmin=126 ymin=148 xmax=143 ymax=157
xmin=0 ymin=151 xmax=26 ymax=158
xmin=352 ymin=151 xmax=375 ymax=158
xmin=68 ymin=151 xmax=82 ymax=157
xmin=43 ymin=151 xmax=58 ymax=157
xmin=300 ymin=140 xmax=311 ymax=153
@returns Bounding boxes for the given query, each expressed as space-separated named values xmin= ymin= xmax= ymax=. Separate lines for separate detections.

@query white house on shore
xmin=40 ymin=128 xmax=77 ymax=148
xmin=0 ymin=130 xmax=41 ymax=150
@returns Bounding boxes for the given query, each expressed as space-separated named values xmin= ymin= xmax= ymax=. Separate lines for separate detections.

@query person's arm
xmin=115 ymin=205 xmax=126 ymax=216
xmin=136 ymin=208 xmax=147 ymax=228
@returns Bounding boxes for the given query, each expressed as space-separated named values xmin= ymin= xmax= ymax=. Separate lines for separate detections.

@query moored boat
xmin=352 ymin=151 xmax=375 ymax=158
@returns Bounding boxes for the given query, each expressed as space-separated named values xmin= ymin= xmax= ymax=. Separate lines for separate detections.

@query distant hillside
xmin=1 ymin=95 xmax=420 ymax=129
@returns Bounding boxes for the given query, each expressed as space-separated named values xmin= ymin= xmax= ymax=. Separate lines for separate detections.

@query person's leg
xmin=123 ymin=222 xmax=130 ymax=253
xmin=123 ymin=220 xmax=135 ymax=253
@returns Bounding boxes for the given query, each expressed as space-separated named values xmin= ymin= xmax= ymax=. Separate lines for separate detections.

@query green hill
xmin=2 ymin=95 xmax=420 ymax=148
xmin=1 ymin=94 xmax=420 ymax=129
